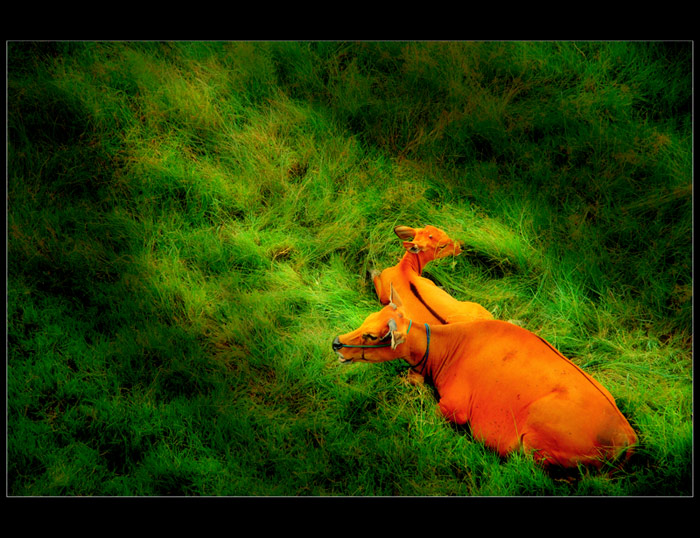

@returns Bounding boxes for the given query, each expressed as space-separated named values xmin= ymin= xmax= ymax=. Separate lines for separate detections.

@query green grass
xmin=7 ymin=41 xmax=692 ymax=496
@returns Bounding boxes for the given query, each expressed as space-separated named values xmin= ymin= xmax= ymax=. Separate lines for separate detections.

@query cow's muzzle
xmin=332 ymin=336 xmax=353 ymax=363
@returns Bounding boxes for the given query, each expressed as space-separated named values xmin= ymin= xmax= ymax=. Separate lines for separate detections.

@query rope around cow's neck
xmin=411 ymin=323 xmax=431 ymax=376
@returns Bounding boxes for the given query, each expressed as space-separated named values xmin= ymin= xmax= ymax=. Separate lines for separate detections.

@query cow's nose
xmin=332 ymin=336 xmax=343 ymax=352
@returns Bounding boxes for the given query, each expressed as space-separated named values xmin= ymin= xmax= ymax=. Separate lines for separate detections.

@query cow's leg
xmin=405 ymin=369 xmax=425 ymax=385
xmin=519 ymin=392 xmax=621 ymax=468
xmin=438 ymin=397 xmax=468 ymax=425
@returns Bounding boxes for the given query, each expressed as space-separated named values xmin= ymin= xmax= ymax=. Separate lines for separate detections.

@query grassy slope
xmin=7 ymin=41 xmax=692 ymax=496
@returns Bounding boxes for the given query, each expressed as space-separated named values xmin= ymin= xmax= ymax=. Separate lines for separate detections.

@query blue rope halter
xmin=411 ymin=323 xmax=431 ymax=375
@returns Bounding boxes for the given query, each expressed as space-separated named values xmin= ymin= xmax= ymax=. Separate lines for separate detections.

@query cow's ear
xmin=385 ymin=318 xmax=405 ymax=350
xmin=394 ymin=226 xmax=416 ymax=240
xmin=391 ymin=330 xmax=406 ymax=350
xmin=389 ymin=283 xmax=404 ymax=308
xmin=391 ymin=331 xmax=406 ymax=349
xmin=383 ymin=318 xmax=397 ymax=340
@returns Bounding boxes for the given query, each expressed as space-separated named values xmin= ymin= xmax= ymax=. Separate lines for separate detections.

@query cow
xmin=370 ymin=225 xmax=493 ymax=326
xmin=332 ymin=285 xmax=638 ymax=469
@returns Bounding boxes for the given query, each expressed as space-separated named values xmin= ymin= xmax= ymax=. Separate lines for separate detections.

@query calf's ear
xmin=394 ymin=225 xmax=416 ymax=240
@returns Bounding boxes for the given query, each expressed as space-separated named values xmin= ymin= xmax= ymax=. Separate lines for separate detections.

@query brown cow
xmin=371 ymin=225 xmax=492 ymax=326
xmin=332 ymin=285 xmax=637 ymax=469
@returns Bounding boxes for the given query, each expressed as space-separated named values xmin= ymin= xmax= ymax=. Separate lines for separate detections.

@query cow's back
xmin=432 ymin=321 xmax=637 ymax=467
xmin=399 ymin=273 xmax=492 ymax=325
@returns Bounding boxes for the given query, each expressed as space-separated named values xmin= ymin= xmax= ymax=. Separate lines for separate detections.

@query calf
xmin=371 ymin=225 xmax=492 ymax=325
xmin=332 ymin=285 xmax=637 ymax=469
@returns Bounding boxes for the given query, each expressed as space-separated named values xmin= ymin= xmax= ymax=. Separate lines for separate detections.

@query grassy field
xmin=7 ymin=41 xmax=693 ymax=496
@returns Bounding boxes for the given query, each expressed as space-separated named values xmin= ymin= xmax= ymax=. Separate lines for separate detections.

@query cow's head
xmin=394 ymin=224 xmax=462 ymax=260
xmin=332 ymin=285 xmax=412 ymax=364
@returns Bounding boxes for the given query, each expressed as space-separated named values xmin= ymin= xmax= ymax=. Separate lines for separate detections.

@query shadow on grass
xmin=7 ymin=64 xmax=234 ymax=494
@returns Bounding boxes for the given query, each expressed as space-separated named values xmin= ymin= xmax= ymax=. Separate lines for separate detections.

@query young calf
xmin=371 ymin=225 xmax=492 ymax=325
xmin=332 ymin=286 xmax=637 ymax=469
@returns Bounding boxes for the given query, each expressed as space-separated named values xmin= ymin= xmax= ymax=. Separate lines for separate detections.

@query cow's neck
xmin=399 ymin=251 xmax=430 ymax=276
xmin=406 ymin=323 xmax=453 ymax=389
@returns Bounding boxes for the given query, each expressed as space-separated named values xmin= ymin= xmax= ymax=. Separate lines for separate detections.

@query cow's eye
xmin=363 ymin=334 xmax=377 ymax=341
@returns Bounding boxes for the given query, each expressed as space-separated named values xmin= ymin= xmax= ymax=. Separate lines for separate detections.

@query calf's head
xmin=394 ymin=224 xmax=462 ymax=260
xmin=332 ymin=285 xmax=412 ymax=364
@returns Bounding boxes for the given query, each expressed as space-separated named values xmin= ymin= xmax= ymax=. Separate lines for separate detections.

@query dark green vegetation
xmin=7 ymin=41 xmax=692 ymax=496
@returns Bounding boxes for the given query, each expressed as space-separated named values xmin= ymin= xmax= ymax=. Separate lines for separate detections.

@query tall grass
xmin=7 ymin=41 xmax=692 ymax=496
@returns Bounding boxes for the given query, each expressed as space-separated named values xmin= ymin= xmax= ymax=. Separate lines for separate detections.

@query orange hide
xmin=333 ymin=286 xmax=637 ymax=469
xmin=371 ymin=225 xmax=493 ymax=325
